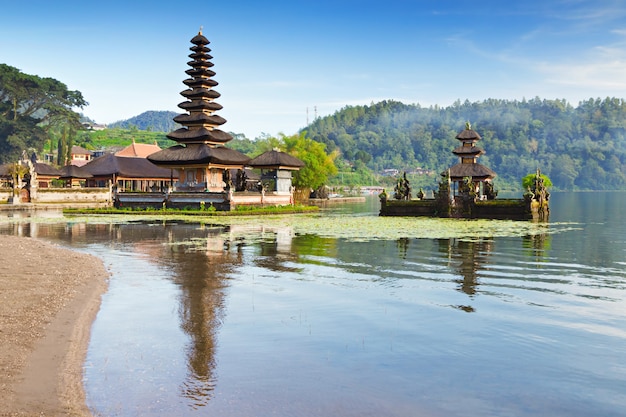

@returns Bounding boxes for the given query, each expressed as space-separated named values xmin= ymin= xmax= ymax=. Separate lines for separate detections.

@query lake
xmin=1 ymin=192 xmax=625 ymax=416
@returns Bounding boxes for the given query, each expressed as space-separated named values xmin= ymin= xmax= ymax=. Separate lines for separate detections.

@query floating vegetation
xmin=195 ymin=214 xmax=579 ymax=242
xmin=0 ymin=209 xmax=580 ymax=243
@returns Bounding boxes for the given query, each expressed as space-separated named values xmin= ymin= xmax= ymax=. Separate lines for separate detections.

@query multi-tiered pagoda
xmin=148 ymin=30 xmax=250 ymax=193
xmin=448 ymin=122 xmax=496 ymax=199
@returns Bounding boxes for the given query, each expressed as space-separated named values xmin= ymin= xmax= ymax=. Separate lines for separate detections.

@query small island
xmin=379 ymin=123 xmax=550 ymax=220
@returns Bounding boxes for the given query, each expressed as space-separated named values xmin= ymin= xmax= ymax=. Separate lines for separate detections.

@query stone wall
xmin=34 ymin=188 xmax=112 ymax=205
xmin=380 ymin=197 xmax=541 ymax=220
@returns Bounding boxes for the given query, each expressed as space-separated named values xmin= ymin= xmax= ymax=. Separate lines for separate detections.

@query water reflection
xmin=119 ymin=224 xmax=249 ymax=408
xmin=167 ymin=227 xmax=241 ymax=406
xmin=0 ymin=194 xmax=625 ymax=416
xmin=445 ymin=238 xmax=493 ymax=312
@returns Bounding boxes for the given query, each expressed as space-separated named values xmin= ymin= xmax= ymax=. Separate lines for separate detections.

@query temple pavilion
xmin=381 ymin=123 xmax=548 ymax=219
xmin=447 ymin=122 xmax=497 ymax=199
xmin=147 ymin=30 xmax=250 ymax=193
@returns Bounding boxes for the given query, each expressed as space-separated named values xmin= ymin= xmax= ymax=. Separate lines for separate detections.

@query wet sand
xmin=0 ymin=235 xmax=108 ymax=417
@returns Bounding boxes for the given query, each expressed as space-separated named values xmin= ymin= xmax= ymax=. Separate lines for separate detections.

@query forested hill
xmin=305 ymin=98 xmax=626 ymax=191
xmin=108 ymin=110 xmax=180 ymax=132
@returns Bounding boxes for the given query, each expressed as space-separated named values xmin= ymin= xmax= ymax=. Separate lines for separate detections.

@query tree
xmin=282 ymin=131 xmax=338 ymax=192
xmin=522 ymin=172 xmax=553 ymax=190
xmin=551 ymin=154 xmax=578 ymax=190
xmin=0 ymin=64 xmax=87 ymax=163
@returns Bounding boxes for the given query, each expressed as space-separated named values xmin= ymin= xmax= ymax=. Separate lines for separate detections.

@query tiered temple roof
xmin=148 ymin=30 xmax=249 ymax=167
xmin=448 ymin=123 xmax=496 ymax=181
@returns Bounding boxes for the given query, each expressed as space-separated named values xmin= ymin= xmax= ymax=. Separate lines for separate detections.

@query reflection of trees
xmin=396 ymin=237 xmax=409 ymax=259
xmin=254 ymin=232 xmax=333 ymax=273
xmin=522 ymin=232 xmax=551 ymax=262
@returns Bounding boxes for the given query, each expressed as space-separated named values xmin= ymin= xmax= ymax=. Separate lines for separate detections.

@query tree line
xmin=4 ymin=63 xmax=626 ymax=191
xmin=305 ymin=98 xmax=626 ymax=191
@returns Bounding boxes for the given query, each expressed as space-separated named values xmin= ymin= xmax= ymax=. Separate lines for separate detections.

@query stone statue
xmin=393 ymin=172 xmax=411 ymax=200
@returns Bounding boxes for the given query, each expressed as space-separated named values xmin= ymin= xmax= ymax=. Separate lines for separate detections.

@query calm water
xmin=1 ymin=192 xmax=625 ymax=417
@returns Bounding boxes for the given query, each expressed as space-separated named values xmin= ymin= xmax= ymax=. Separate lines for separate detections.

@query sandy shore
xmin=0 ymin=235 xmax=108 ymax=417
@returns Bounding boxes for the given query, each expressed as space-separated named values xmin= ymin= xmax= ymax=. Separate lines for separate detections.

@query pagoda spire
xmin=166 ymin=31 xmax=232 ymax=145
xmin=447 ymin=123 xmax=496 ymax=184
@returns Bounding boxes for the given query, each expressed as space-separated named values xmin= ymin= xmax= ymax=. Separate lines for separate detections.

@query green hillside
xmin=306 ymin=98 xmax=626 ymax=191
xmin=77 ymin=128 xmax=176 ymax=151
xmin=107 ymin=111 xmax=181 ymax=132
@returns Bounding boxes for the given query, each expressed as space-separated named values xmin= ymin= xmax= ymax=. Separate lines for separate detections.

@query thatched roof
xmin=452 ymin=145 xmax=483 ymax=156
xmin=147 ymin=144 xmax=250 ymax=167
xmin=33 ymin=163 xmax=62 ymax=176
xmin=85 ymin=153 xmax=173 ymax=179
xmin=456 ymin=128 xmax=482 ymax=141
xmin=173 ymin=113 xmax=226 ymax=126
xmin=191 ymin=32 xmax=210 ymax=45
xmin=183 ymin=78 xmax=218 ymax=88
xmin=166 ymin=127 xmax=232 ymax=144
xmin=248 ymin=150 xmax=305 ymax=169
xmin=59 ymin=164 xmax=93 ymax=179
xmin=178 ymin=100 xmax=222 ymax=112
xmin=448 ymin=163 xmax=496 ymax=180
xmin=181 ymin=88 xmax=220 ymax=100
xmin=0 ymin=162 xmax=61 ymax=177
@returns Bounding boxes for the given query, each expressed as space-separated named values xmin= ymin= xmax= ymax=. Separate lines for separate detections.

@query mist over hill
xmin=95 ymin=99 xmax=626 ymax=191
xmin=305 ymin=98 xmax=626 ymax=191
xmin=108 ymin=111 xmax=181 ymax=132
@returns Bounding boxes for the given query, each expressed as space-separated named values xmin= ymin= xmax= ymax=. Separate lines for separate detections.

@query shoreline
xmin=0 ymin=235 xmax=108 ymax=417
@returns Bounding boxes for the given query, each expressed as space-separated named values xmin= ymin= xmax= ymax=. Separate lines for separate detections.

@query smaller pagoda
xmin=249 ymin=149 xmax=305 ymax=193
xmin=380 ymin=122 xmax=549 ymax=220
xmin=448 ymin=122 xmax=497 ymax=200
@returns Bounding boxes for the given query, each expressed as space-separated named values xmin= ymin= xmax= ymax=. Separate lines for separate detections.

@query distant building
xmin=70 ymin=145 xmax=93 ymax=166
xmin=115 ymin=140 xmax=162 ymax=158
xmin=84 ymin=153 xmax=173 ymax=191
xmin=83 ymin=122 xmax=107 ymax=131
xmin=381 ymin=168 xmax=400 ymax=177
xmin=408 ymin=167 xmax=433 ymax=175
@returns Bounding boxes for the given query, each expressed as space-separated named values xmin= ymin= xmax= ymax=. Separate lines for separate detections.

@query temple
xmin=448 ymin=122 xmax=497 ymax=200
xmin=147 ymin=31 xmax=250 ymax=189
xmin=380 ymin=123 xmax=549 ymax=220
xmin=115 ymin=30 xmax=303 ymax=210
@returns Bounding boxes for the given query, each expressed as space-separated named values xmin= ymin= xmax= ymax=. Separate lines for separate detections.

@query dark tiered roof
xmin=169 ymin=30 xmax=232 ymax=145
xmin=452 ymin=145 xmax=483 ymax=156
xmin=148 ymin=144 xmax=250 ymax=166
xmin=248 ymin=150 xmax=305 ymax=169
xmin=456 ymin=128 xmax=482 ymax=141
xmin=165 ymin=127 xmax=232 ymax=143
xmin=59 ymin=164 xmax=93 ymax=179
xmin=86 ymin=153 xmax=172 ymax=179
xmin=33 ymin=162 xmax=62 ymax=176
xmin=449 ymin=163 xmax=496 ymax=180
xmin=446 ymin=123 xmax=496 ymax=181
xmin=148 ymin=30 xmax=254 ymax=169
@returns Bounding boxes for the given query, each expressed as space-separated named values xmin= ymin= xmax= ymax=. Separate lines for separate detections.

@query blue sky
xmin=2 ymin=0 xmax=626 ymax=139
